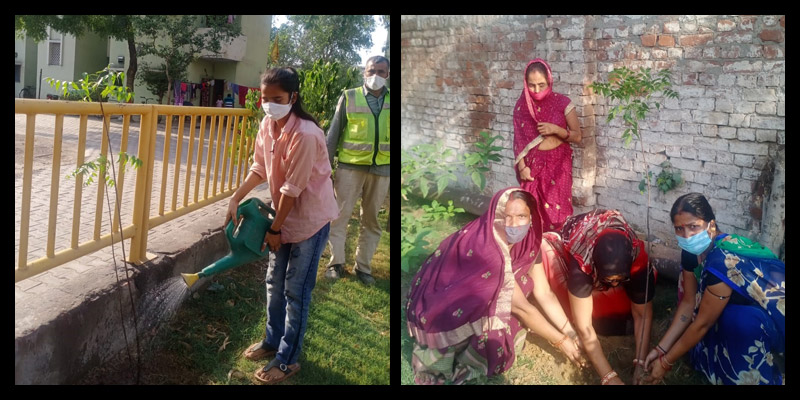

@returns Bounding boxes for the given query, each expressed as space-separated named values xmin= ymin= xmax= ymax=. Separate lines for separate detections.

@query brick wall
xmin=401 ymin=15 xmax=785 ymax=254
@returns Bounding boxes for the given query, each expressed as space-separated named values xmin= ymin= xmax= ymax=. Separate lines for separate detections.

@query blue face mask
xmin=676 ymin=223 xmax=712 ymax=255
xmin=505 ymin=223 xmax=530 ymax=244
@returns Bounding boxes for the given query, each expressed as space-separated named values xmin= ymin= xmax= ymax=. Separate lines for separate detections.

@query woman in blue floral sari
xmin=643 ymin=193 xmax=785 ymax=385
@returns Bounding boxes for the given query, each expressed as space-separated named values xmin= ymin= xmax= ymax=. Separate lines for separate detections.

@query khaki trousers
xmin=327 ymin=168 xmax=390 ymax=275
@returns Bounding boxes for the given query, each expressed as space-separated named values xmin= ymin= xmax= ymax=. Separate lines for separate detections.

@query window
xmin=48 ymin=27 xmax=62 ymax=66
xmin=15 ymin=64 xmax=21 ymax=82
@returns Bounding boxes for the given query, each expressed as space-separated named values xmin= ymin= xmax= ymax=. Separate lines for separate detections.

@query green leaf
xmin=437 ymin=176 xmax=449 ymax=197
xmin=624 ymin=134 xmax=633 ymax=148
xmin=419 ymin=177 xmax=429 ymax=198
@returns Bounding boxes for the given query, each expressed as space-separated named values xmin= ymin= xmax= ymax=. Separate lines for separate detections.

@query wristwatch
xmin=267 ymin=227 xmax=281 ymax=235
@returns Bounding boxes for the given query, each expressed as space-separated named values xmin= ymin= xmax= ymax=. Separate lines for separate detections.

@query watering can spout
xmin=181 ymin=198 xmax=274 ymax=288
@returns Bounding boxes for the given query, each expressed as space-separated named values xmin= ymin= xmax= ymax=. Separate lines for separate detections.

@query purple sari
xmin=406 ymin=187 xmax=543 ymax=384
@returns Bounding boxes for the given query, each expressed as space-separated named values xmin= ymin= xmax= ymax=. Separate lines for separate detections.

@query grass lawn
xmin=81 ymin=199 xmax=390 ymax=385
xmin=400 ymin=195 xmax=709 ymax=385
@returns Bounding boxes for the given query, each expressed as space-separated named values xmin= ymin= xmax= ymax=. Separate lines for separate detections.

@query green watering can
xmin=181 ymin=197 xmax=275 ymax=288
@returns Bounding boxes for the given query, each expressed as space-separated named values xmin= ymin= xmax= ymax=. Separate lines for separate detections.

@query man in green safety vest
xmin=325 ymin=56 xmax=390 ymax=286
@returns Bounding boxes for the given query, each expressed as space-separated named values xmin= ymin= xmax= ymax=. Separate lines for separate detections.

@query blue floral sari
xmin=688 ymin=234 xmax=785 ymax=385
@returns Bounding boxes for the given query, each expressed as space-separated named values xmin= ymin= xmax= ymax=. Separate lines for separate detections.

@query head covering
xmin=522 ymin=58 xmax=555 ymax=121
xmin=406 ymin=187 xmax=542 ymax=380
xmin=592 ymin=230 xmax=633 ymax=282
xmin=560 ymin=209 xmax=641 ymax=286
xmin=512 ymin=59 xmax=572 ymax=183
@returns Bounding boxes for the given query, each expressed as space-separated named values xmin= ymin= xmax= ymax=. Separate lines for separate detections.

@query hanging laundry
xmin=238 ymin=85 xmax=249 ymax=106
xmin=181 ymin=82 xmax=187 ymax=92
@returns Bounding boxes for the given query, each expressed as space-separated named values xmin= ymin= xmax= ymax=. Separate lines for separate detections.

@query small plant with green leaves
xmin=401 ymin=213 xmax=434 ymax=273
xmin=419 ymin=200 xmax=465 ymax=222
xmin=464 ymin=131 xmax=504 ymax=191
xmin=590 ymin=66 xmax=679 ymax=242
xmin=47 ymin=65 xmax=142 ymax=187
xmin=639 ymin=160 xmax=683 ymax=195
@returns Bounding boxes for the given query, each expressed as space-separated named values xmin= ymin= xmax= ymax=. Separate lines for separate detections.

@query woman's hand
xmin=557 ymin=337 xmax=585 ymax=369
xmin=225 ymin=198 xmax=240 ymax=227
xmin=643 ymin=347 xmax=661 ymax=370
xmin=520 ymin=166 xmax=535 ymax=181
xmin=607 ymin=375 xmax=625 ymax=385
xmin=262 ymin=231 xmax=281 ymax=252
xmin=642 ymin=360 xmax=667 ymax=384
xmin=633 ymin=364 xmax=647 ymax=385
xmin=537 ymin=122 xmax=565 ymax=138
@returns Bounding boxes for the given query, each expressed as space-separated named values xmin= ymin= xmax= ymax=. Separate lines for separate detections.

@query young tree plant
xmin=589 ymin=66 xmax=679 ymax=242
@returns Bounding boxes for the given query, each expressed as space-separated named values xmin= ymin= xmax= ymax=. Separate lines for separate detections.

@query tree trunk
xmin=125 ymin=33 xmax=138 ymax=102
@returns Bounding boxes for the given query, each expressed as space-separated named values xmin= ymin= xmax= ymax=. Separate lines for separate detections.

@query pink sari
xmin=513 ymin=59 xmax=574 ymax=231
xmin=406 ymin=187 xmax=542 ymax=384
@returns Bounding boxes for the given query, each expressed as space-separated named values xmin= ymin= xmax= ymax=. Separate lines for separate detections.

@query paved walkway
xmin=14 ymin=112 xmax=270 ymax=327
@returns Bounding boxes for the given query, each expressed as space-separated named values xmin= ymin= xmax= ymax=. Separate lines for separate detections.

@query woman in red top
xmin=536 ymin=209 xmax=656 ymax=384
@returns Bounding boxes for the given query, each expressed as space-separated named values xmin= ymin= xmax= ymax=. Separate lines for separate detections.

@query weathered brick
xmin=680 ymin=146 xmax=698 ymax=159
xmin=729 ymin=114 xmax=751 ymax=128
xmin=641 ymin=34 xmax=656 ymax=47
xmin=716 ymin=31 xmax=754 ymax=44
xmin=762 ymin=45 xmax=784 ymax=59
xmin=666 ymin=145 xmax=682 ymax=157
xmin=755 ymin=102 xmax=777 ymax=115
xmin=698 ymin=149 xmax=717 ymax=162
xmin=697 ymin=73 xmax=716 ymax=86
xmin=703 ymin=47 xmax=718 ymax=59
xmin=664 ymin=21 xmax=681 ymax=33
xmin=670 ymin=157 xmax=704 ymax=172
xmin=737 ymin=178 xmax=754 ymax=193
xmin=729 ymin=140 xmax=769 ymax=156
xmin=693 ymin=171 xmax=712 ymax=185
xmin=742 ymin=88 xmax=777 ymax=102
xmin=658 ymin=35 xmax=675 ymax=47
xmin=736 ymin=75 xmax=758 ymax=88
xmin=631 ymin=24 xmax=647 ymax=35
xmin=694 ymin=137 xmax=729 ymax=152
xmin=723 ymin=60 xmax=763 ymax=73
xmin=717 ymin=74 xmax=737 ymax=87
xmin=716 ymin=151 xmax=734 ymax=164
xmin=718 ymin=126 xmax=737 ymax=139
xmin=780 ymin=15 xmax=785 ymax=28
xmin=717 ymin=19 xmax=736 ymax=31
xmin=681 ymin=123 xmax=701 ymax=135
xmin=736 ymin=128 xmax=755 ymax=141
xmin=668 ymin=48 xmax=684 ymax=58
xmin=739 ymin=16 xmax=757 ymax=31
xmin=741 ymin=167 xmax=762 ymax=181
xmin=704 ymin=161 xmax=741 ymax=178
xmin=777 ymin=102 xmax=785 ymax=117
xmin=755 ymin=129 xmax=777 ymax=143
xmin=763 ymin=16 xmax=778 ymax=26
xmin=700 ymin=124 xmax=718 ymax=137
xmin=750 ymin=116 xmax=784 ymax=130
xmin=692 ymin=110 xmax=729 ymax=125
xmin=760 ymin=29 xmax=784 ymax=42
xmin=680 ymin=33 xmax=714 ymax=46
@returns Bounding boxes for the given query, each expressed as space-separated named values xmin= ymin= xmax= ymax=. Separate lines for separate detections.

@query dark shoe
xmin=325 ymin=264 xmax=343 ymax=280
xmin=355 ymin=270 xmax=376 ymax=286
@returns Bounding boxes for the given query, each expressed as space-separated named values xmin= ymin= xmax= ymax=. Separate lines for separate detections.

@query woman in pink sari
xmin=513 ymin=59 xmax=583 ymax=231
xmin=406 ymin=188 xmax=583 ymax=384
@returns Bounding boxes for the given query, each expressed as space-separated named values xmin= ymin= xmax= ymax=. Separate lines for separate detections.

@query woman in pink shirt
xmin=226 ymin=67 xmax=338 ymax=384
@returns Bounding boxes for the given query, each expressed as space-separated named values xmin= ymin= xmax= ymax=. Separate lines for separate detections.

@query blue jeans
xmin=262 ymin=222 xmax=329 ymax=365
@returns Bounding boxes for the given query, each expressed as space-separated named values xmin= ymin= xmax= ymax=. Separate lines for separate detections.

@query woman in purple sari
xmin=513 ymin=59 xmax=583 ymax=231
xmin=406 ymin=188 xmax=583 ymax=384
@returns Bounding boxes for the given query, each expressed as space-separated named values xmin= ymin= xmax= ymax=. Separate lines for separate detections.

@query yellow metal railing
xmin=14 ymin=99 xmax=255 ymax=282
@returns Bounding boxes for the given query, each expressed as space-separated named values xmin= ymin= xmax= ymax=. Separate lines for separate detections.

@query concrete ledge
xmin=14 ymin=186 xmax=270 ymax=384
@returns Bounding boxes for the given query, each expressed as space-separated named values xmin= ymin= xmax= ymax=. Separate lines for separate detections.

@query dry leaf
xmin=218 ymin=335 xmax=231 ymax=352
xmin=226 ymin=299 xmax=235 ymax=307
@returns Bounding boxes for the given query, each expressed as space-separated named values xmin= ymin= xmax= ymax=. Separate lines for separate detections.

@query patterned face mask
xmin=505 ymin=222 xmax=530 ymax=244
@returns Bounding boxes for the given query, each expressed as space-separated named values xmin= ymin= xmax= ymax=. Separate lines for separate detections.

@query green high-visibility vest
xmin=339 ymin=87 xmax=390 ymax=165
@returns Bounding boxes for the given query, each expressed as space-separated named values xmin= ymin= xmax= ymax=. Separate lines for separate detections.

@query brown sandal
xmin=243 ymin=341 xmax=277 ymax=361
xmin=253 ymin=359 xmax=300 ymax=384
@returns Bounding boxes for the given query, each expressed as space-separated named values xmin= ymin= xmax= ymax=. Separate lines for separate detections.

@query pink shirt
xmin=250 ymin=113 xmax=339 ymax=243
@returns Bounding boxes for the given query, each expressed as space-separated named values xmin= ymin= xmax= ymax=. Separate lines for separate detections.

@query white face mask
xmin=261 ymin=94 xmax=293 ymax=120
xmin=364 ymin=74 xmax=386 ymax=91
